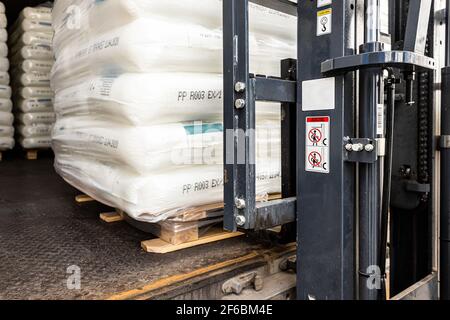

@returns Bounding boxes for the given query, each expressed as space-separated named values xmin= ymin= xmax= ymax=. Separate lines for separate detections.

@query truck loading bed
xmin=0 ymin=156 xmax=295 ymax=300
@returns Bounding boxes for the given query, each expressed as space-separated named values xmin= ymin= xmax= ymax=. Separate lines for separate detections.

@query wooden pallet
xmin=99 ymin=210 xmax=242 ymax=253
xmin=25 ymin=150 xmax=38 ymax=160
xmin=100 ymin=211 xmax=125 ymax=223
xmin=141 ymin=228 xmax=244 ymax=254
xmin=75 ymin=194 xmax=95 ymax=203
xmin=79 ymin=193 xmax=281 ymax=253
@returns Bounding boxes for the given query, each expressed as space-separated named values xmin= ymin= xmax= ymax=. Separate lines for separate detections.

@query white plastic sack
xmin=17 ymin=86 xmax=53 ymax=99
xmin=0 ymin=71 xmax=9 ymax=85
xmin=11 ymin=44 xmax=53 ymax=64
xmin=0 ymin=42 xmax=7 ymax=57
xmin=16 ymin=59 xmax=54 ymax=74
xmin=17 ymin=112 xmax=56 ymax=125
xmin=12 ymin=31 xmax=53 ymax=48
xmin=0 ymin=125 xmax=13 ymax=136
xmin=0 ymin=29 xmax=6 ymax=42
xmin=0 ymin=111 xmax=13 ymax=126
xmin=52 ymin=18 xmax=295 ymax=84
xmin=0 ymin=85 xmax=11 ymax=98
xmin=13 ymin=73 xmax=50 ymax=87
xmin=52 ymin=0 xmax=296 ymax=54
xmin=16 ymin=98 xmax=53 ymax=113
xmin=0 ymin=13 xmax=6 ymax=29
xmin=0 ymin=98 xmax=11 ymax=112
xmin=20 ymin=136 xmax=52 ymax=149
xmin=11 ymin=18 xmax=52 ymax=36
xmin=0 ymin=57 xmax=8 ymax=72
xmin=53 ymin=72 xmax=279 ymax=125
xmin=12 ymin=45 xmax=53 ymax=61
xmin=52 ymin=117 xmax=280 ymax=174
xmin=54 ymin=153 xmax=281 ymax=223
xmin=0 ymin=2 xmax=4 ymax=14
xmin=0 ymin=136 xmax=14 ymax=150
xmin=18 ymin=124 xmax=53 ymax=138
xmin=21 ymin=7 xmax=52 ymax=22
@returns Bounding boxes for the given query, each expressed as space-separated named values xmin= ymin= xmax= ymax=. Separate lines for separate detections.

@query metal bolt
xmin=345 ymin=144 xmax=353 ymax=152
xmin=234 ymin=82 xmax=246 ymax=93
xmin=235 ymin=198 xmax=246 ymax=209
xmin=365 ymin=144 xmax=375 ymax=152
xmin=352 ymin=143 xmax=364 ymax=152
xmin=235 ymin=99 xmax=246 ymax=109
xmin=235 ymin=215 xmax=246 ymax=226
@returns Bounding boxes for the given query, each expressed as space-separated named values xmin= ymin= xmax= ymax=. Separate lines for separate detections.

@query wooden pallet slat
xmin=141 ymin=228 xmax=244 ymax=254
xmin=79 ymin=191 xmax=281 ymax=253
xmin=75 ymin=194 xmax=95 ymax=203
xmin=100 ymin=212 xmax=125 ymax=223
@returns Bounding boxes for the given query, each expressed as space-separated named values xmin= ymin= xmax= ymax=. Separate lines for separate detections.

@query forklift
xmin=1 ymin=0 xmax=449 ymax=301
xmin=223 ymin=0 xmax=450 ymax=300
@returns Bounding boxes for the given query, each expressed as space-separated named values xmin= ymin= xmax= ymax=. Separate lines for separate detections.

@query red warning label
xmin=306 ymin=116 xmax=330 ymax=174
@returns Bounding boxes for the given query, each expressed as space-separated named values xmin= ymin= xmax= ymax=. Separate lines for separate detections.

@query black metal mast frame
xmin=222 ymin=0 xmax=297 ymax=232
xmin=222 ymin=0 xmax=441 ymax=300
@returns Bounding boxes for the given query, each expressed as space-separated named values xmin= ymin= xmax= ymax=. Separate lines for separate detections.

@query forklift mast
xmin=222 ymin=0 xmax=447 ymax=300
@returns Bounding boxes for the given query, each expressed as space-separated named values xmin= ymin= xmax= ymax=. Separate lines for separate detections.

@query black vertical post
xmin=278 ymin=58 xmax=297 ymax=243
xmin=440 ymin=0 xmax=450 ymax=300
xmin=281 ymin=58 xmax=297 ymax=199
xmin=297 ymin=0 xmax=356 ymax=300
xmin=223 ymin=0 xmax=256 ymax=231
xmin=358 ymin=65 xmax=383 ymax=301
xmin=441 ymin=67 xmax=450 ymax=300
xmin=357 ymin=0 xmax=383 ymax=300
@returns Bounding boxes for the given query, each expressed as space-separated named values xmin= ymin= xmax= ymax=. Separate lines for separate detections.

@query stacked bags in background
xmin=51 ymin=0 xmax=296 ymax=223
xmin=9 ymin=5 xmax=54 ymax=150
xmin=0 ymin=1 xmax=14 ymax=152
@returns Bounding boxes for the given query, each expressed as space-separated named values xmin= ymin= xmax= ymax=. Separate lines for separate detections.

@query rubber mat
xmin=0 ymin=157 xmax=265 ymax=300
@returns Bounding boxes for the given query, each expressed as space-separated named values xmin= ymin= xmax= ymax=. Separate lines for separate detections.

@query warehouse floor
xmin=0 ymin=156 xmax=270 ymax=300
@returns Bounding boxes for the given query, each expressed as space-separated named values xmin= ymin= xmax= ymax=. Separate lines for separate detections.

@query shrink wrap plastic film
xmin=55 ymin=154 xmax=281 ymax=223
xmin=10 ymin=5 xmax=54 ymax=149
xmin=52 ymin=0 xmax=296 ymax=223
xmin=52 ymin=0 xmax=296 ymax=54
xmin=51 ymin=18 xmax=294 ymax=85
xmin=53 ymin=117 xmax=281 ymax=175
xmin=0 ymin=2 xmax=13 ymax=150
xmin=54 ymin=72 xmax=280 ymax=125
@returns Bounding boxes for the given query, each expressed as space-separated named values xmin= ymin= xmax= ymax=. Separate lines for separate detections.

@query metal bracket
xmin=344 ymin=138 xmax=378 ymax=164
xmin=222 ymin=271 xmax=264 ymax=295
xmin=405 ymin=181 xmax=431 ymax=193
xmin=322 ymin=50 xmax=436 ymax=75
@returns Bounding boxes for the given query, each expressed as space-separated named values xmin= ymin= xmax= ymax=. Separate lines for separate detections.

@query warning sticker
xmin=306 ymin=117 xmax=330 ymax=174
xmin=317 ymin=8 xmax=332 ymax=36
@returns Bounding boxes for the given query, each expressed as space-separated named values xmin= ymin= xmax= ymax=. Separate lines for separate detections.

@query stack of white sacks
xmin=0 ymin=2 xmax=14 ymax=151
xmin=51 ymin=0 xmax=296 ymax=223
xmin=9 ymin=5 xmax=54 ymax=150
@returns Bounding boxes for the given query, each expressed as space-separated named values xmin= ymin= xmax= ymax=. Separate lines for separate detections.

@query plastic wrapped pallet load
xmin=52 ymin=0 xmax=296 ymax=223
xmin=0 ymin=1 xmax=14 ymax=152
xmin=10 ymin=5 xmax=54 ymax=150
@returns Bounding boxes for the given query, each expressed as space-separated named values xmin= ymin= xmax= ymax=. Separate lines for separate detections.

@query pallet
xmin=141 ymin=228 xmax=244 ymax=254
xmin=100 ymin=211 xmax=125 ymax=223
xmin=99 ymin=210 xmax=242 ymax=253
xmin=25 ymin=150 xmax=38 ymax=160
xmin=79 ymin=193 xmax=281 ymax=253
xmin=75 ymin=194 xmax=95 ymax=203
